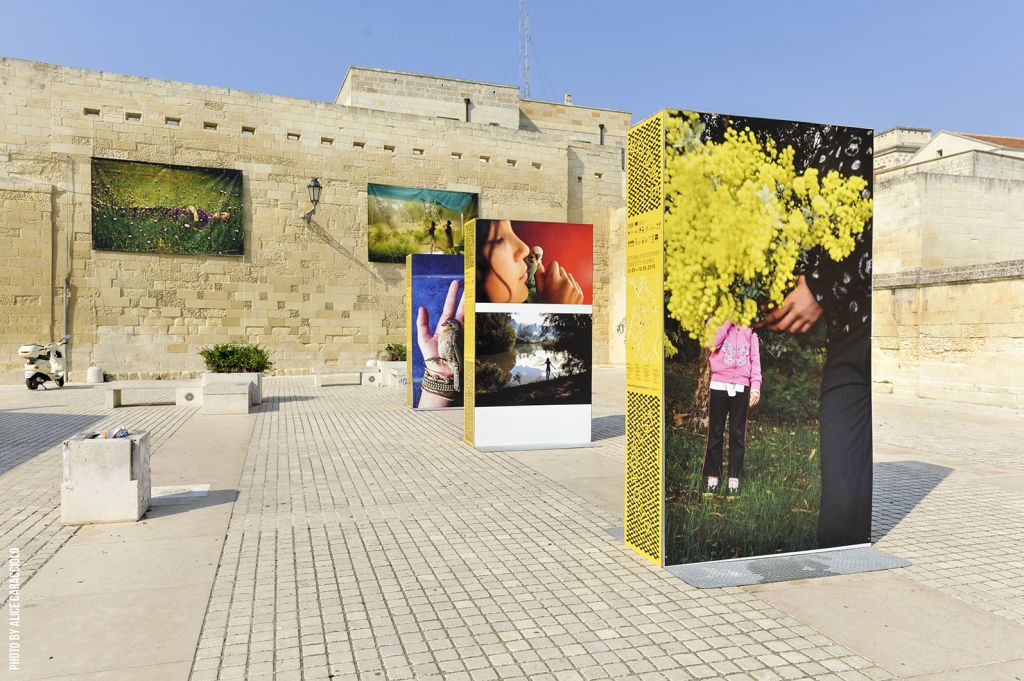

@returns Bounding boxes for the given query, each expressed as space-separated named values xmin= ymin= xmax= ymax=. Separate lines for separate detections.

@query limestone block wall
xmin=565 ymin=143 xmax=626 ymax=362
xmin=874 ymin=127 xmax=930 ymax=171
xmin=874 ymin=265 xmax=1024 ymax=409
xmin=0 ymin=179 xmax=54 ymax=375
xmin=875 ymin=152 xmax=1024 ymax=274
xmin=873 ymin=147 xmax=1024 ymax=407
xmin=975 ymin=152 xmax=1024 ymax=181
xmin=0 ymin=57 xmax=626 ymax=382
xmin=919 ymin=173 xmax=1024 ymax=268
xmin=519 ymin=100 xmax=630 ymax=146
xmin=337 ymin=67 xmax=521 ymax=129
xmin=873 ymin=173 xmax=926 ymax=275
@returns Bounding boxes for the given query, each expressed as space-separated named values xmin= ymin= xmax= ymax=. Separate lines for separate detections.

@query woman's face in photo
xmin=482 ymin=219 xmax=530 ymax=303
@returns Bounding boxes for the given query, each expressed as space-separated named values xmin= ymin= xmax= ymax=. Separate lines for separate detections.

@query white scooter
xmin=18 ymin=340 xmax=67 ymax=390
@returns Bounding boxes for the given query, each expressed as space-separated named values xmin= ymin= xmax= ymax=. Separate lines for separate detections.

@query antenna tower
xmin=520 ymin=0 xmax=530 ymax=98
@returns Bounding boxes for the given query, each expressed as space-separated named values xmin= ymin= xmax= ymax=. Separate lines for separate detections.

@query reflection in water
xmin=485 ymin=344 xmax=571 ymax=387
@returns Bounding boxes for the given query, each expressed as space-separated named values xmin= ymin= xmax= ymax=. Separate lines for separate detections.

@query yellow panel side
xmin=463 ymin=219 xmax=476 ymax=446
xmin=406 ymin=255 xmax=413 ymax=408
xmin=624 ymin=112 xmax=666 ymax=566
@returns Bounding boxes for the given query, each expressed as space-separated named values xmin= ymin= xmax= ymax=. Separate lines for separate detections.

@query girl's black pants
xmin=702 ymin=388 xmax=749 ymax=480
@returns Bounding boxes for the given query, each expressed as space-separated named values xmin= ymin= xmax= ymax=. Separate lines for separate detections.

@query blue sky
xmin=4 ymin=0 xmax=1022 ymax=136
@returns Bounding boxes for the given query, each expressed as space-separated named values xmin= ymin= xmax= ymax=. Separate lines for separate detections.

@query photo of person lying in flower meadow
xmin=91 ymin=158 xmax=243 ymax=255
xmin=662 ymin=111 xmax=873 ymax=565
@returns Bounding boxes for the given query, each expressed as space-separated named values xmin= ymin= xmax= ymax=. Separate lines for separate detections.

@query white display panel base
xmin=473 ymin=404 xmax=592 ymax=450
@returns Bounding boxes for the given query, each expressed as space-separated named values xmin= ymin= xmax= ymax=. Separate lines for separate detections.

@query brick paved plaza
xmin=2 ymin=368 xmax=1023 ymax=680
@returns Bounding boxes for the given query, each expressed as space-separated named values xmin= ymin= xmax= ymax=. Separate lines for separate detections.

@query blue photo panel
xmin=410 ymin=254 xmax=465 ymax=408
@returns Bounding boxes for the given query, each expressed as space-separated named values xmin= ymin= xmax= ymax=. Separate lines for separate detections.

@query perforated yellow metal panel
xmin=627 ymin=113 xmax=665 ymax=218
xmin=463 ymin=219 xmax=476 ymax=446
xmin=624 ymin=112 xmax=666 ymax=565
xmin=625 ymin=391 xmax=663 ymax=561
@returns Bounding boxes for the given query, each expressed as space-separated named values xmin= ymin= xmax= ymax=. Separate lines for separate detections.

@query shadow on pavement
xmin=146 ymin=489 xmax=239 ymax=517
xmin=257 ymin=395 xmax=318 ymax=412
xmin=0 ymin=411 xmax=105 ymax=475
xmin=872 ymin=460 xmax=953 ymax=540
xmin=593 ymin=414 xmax=625 ymax=441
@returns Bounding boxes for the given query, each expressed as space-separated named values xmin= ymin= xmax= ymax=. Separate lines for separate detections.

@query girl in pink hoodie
xmin=702 ymin=322 xmax=762 ymax=495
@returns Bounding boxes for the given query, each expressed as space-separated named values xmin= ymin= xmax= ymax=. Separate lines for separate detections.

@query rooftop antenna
xmin=519 ymin=0 xmax=530 ymax=98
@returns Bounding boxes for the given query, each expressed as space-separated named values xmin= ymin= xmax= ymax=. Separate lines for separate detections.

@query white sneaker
xmin=706 ymin=476 xmax=719 ymax=493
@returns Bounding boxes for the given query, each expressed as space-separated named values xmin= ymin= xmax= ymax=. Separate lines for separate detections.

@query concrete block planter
xmin=201 ymin=381 xmax=253 ymax=415
xmin=378 ymin=361 xmax=406 ymax=387
xmin=61 ymin=430 xmax=151 ymax=525
xmin=203 ymin=371 xmax=261 ymax=405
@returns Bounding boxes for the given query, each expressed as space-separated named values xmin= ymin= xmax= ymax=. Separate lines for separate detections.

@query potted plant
xmin=198 ymin=343 xmax=273 ymax=405
xmin=378 ymin=343 xmax=407 ymax=387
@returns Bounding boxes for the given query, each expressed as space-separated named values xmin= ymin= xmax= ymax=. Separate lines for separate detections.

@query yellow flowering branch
xmin=664 ymin=112 xmax=872 ymax=347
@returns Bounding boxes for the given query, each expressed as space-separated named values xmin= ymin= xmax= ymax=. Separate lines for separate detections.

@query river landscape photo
xmin=475 ymin=310 xmax=591 ymax=407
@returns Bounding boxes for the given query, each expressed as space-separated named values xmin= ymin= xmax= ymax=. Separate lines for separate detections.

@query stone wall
xmin=874 ymin=127 xmax=931 ymax=171
xmin=337 ymin=67 xmax=521 ymax=129
xmin=0 ymin=58 xmax=627 ymax=382
xmin=873 ymin=264 xmax=1024 ymax=409
xmin=875 ymin=151 xmax=1024 ymax=270
xmin=0 ymin=179 xmax=55 ymax=375
xmin=519 ymin=99 xmax=630 ymax=146
xmin=873 ymin=148 xmax=1024 ymax=407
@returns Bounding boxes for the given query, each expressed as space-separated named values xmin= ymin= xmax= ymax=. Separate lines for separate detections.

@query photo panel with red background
xmin=510 ymin=220 xmax=593 ymax=305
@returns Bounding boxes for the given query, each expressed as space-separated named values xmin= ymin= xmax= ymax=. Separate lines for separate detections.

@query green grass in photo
xmin=91 ymin=158 xmax=243 ymax=255
xmin=664 ymin=421 xmax=820 ymax=565
xmin=663 ymin=352 xmax=822 ymax=565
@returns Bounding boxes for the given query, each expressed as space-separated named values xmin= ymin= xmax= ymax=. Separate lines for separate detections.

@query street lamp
xmin=303 ymin=177 xmax=322 ymax=224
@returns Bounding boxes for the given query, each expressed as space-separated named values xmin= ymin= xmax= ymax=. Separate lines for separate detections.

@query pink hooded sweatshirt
xmin=709 ymin=322 xmax=762 ymax=392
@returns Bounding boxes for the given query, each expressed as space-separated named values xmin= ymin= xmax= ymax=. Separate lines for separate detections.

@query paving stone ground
xmin=1 ymin=369 xmax=1022 ymax=680
xmin=0 ymin=385 xmax=195 ymax=606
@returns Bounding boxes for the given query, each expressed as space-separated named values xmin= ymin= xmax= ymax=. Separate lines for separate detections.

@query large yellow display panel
xmin=624 ymin=113 xmax=666 ymax=565
xmin=626 ymin=110 xmax=874 ymax=567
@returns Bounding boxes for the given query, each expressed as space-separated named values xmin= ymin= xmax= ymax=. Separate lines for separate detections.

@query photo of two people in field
xmin=367 ymin=183 xmax=478 ymax=263
xmin=663 ymin=111 xmax=873 ymax=565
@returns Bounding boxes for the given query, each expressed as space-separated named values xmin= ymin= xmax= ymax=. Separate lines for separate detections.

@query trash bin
xmin=61 ymin=430 xmax=151 ymax=525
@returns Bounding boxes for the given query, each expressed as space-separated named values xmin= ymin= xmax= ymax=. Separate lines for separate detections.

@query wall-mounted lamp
xmin=302 ymin=177 xmax=322 ymax=224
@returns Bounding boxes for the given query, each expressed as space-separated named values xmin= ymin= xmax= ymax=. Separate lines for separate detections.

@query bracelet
xmin=422 ymin=370 xmax=459 ymax=397
xmin=421 ymin=386 xmax=456 ymax=401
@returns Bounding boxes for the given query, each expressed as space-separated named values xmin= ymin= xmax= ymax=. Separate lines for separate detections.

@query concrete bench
xmin=313 ymin=367 xmax=381 ymax=388
xmin=103 ymin=380 xmax=203 ymax=409
xmin=201 ymin=381 xmax=253 ymax=415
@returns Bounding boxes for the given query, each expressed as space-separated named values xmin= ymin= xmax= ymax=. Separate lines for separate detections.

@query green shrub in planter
xmin=382 ymin=343 xmax=407 ymax=362
xmin=199 ymin=343 xmax=274 ymax=374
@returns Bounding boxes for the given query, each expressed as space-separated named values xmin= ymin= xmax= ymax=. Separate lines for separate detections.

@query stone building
xmin=874 ymin=128 xmax=1024 ymax=408
xmin=0 ymin=58 xmax=629 ymax=381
